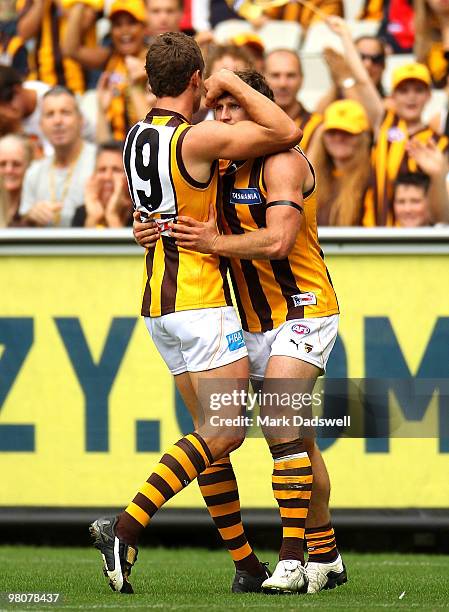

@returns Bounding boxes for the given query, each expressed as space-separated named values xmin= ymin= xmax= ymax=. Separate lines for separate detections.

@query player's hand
xmin=133 ymin=211 xmax=160 ymax=248
xmin=25 ymin=201 xmax=62 ymax=226
xmin=407 ymin=139 xmax=448 ymax=177
xmin=204 ymin=70 xmax=234 ymax=109
xmin=170 ymin=203 xmax=220 ymax=253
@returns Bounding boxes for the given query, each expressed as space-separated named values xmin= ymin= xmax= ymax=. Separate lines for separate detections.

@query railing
xmin=1 ymin=227 xmax=449 ymax=255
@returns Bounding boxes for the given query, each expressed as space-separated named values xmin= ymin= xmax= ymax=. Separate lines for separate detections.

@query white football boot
xmin=306 ymin=554 xmax=347 ymax=593
xmin=261 ymin=559 xmax=308 ymax=594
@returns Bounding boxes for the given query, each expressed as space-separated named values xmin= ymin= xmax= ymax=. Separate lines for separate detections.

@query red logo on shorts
xmin=292 ymin=324 xmax=310 ymax=336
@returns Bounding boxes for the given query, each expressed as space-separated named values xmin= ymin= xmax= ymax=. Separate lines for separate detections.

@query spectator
xmin=365 ymin=63 xmax=449 ymax=225
xmin=323 ymin=17 xmax=449 ymax=225
xmin=19 ymin=86 xmax=96 ymax=227
xmin=265 ymin=49 xmax=322 ymax=152
xmin=415 ymin=0 xmax=449 ymax=88
xmin=180 ymin=0 xmax=211 ymax=35
xmin=262 ymin=0 xmax=343 ymax=31
xmin=393 ymin=172 xmax=432 ymax=226
xmin=309 ymin=99 xmax=372 ymax=226
xmin=359 ymin=0 xmax=384 ymax=20
xmin=147 ymin=0 xmax=183 ymax=36
xmin=63 ymin=0 xmax=149 ymax=142
xmin=0 ymin=0 xmax=29 ymax=77
xmin=0 ymin=134 xmax=33 ymax=225
xmin=377 ymin=0 xmax=414 ymax=54
xmin=316 ymin=35 xmax=387 ymax=114
xmin=0 ymin=65 xmax=50 ymax=151
xmin=16 ymin=0 xmax=99 ymax=94
xmin=72 ymin=141 xmax=132 ymax=227
xmin=230 ymin=32 xmax=265 ymax=73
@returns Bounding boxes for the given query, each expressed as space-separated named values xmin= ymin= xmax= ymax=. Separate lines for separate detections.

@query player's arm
xmin=185 ymin=70 xmax=302 ymax=162
xmin=171 ymin=150 xmax=310 ymax=259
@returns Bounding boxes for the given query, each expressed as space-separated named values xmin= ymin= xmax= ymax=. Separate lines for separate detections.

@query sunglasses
xmin=360 ymin=53 xmax=385 ymax=65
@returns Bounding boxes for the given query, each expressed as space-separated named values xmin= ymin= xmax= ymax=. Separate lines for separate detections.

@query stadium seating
xmin=213 ymin=19 xmax=254 ymax=44
xmin=258 ymin=20 xmax=302 ymax=52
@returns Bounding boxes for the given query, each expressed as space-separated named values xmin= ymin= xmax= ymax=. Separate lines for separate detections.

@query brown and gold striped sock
xmin=270 ymin=439 xmax=313 ymax=563
xmin=116 ymin=432 xmax=213 ymax=546
xmin=306 ymin=522 xmax=339 ymax=563
xmin=198 ymin=456 xmax=265 ymax=577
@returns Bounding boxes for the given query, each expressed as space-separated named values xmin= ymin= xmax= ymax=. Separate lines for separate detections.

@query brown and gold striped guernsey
xmin=363 ymin=110 xmax=449 ymax=226
xmin=221 ymin=147 xmax=339 ymax=333
xmin=123 ymin=108 xmax=232 ymax=317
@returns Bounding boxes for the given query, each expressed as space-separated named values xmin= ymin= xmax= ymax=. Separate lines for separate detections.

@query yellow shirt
xmin=221 ymin=148 xmax=339 ymax=332
xmin=123 ymin=109 xmax=232 ymax=317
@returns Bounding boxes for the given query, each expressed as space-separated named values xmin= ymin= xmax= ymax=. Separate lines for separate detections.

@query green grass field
xmin=1 ymin=547 xmax=449 ymax=611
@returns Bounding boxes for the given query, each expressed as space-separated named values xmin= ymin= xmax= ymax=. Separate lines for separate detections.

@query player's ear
xmin=190 ymin=70 xmax=202 ymax=89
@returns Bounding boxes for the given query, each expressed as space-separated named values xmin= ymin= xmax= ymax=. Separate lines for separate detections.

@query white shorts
xmin=144 ymin=306 xmax=248 ymax=375
xmin=243 ymin=315 xmax=339 ymax=380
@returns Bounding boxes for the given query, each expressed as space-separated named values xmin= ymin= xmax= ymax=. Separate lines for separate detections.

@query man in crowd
xmin=72 ymin=141 xmax=132 ymax=227
xmin=19 ymin=86 xmax=96 ymax=226
xmin=264 ymin=49 xmax=322 ymax=152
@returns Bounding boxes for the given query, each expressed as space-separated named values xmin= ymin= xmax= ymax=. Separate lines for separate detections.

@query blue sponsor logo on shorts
xmin=230 ymin=188 xmax=262 ymax=205
xmin=226 ymin=330 xmax=245 ymax=351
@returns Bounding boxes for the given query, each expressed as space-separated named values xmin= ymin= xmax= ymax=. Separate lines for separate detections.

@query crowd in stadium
xmin=0 ymin=0 xmax=449 ymax=228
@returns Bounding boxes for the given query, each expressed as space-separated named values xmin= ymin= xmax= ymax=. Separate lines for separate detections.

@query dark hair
xmin=97 ymin=140 xmax=124 ymax=157
xmin=0 ymin=66 xmax=22 ymax=103
xmin=265 ymin=48 xmax=303 ymax=77
xmin=232 ymin=69 xmax=274 ymax=101
xmin=145 ymin=32 xmax=204 ymax=97
xmin=394 ymin=172 xmax=430 ymax=196
xmin=204 ymin=44 xmax=253 ymax=79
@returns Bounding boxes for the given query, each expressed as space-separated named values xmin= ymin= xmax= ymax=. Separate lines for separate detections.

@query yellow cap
xmin=110 ymin=0 xmax=147 ymax=23
xmin=391 ymin=63 xmax=431 ymax=90
xmin=323 ymin=100 xmax=370 ymax=134
xmin=231 ymin=32 xmax=265 ymax=54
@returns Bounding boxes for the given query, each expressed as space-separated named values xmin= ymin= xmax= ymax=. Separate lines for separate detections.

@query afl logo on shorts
xmin=292 ymin=323 xmax=310 ymax=336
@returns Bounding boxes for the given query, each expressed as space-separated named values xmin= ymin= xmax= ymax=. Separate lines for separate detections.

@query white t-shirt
xmin=19 ymin=141 xmax=97 ymax=227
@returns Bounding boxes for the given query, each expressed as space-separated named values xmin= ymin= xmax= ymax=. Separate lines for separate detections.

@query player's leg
xmin=258 ymin=356 xmax=316 ymax=594
xmin=90 ymin=307 xmax=250 ymax=593
xmin=175 ymin=372 xmax=269 ymax=591
xmin=257 ymin=315 xmax=346 ymax=593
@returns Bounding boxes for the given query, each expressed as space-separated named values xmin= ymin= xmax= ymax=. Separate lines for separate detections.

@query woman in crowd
xmin=0 ymin=134 xmax=33 ymax=226
xmin=62 ymin=0 xmax=149 ymax=142
xmin=310 ymin=99 xmax=372 ymax=226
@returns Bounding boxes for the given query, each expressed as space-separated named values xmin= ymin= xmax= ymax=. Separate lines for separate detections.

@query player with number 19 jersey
xmin=123 ymin=108 xmax=232 ymax=317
